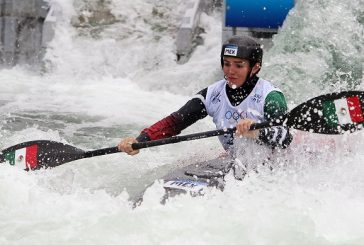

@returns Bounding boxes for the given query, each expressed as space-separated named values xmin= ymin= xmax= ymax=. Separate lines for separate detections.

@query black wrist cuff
xmin=136 ymin=132 xmax=151 ymax=142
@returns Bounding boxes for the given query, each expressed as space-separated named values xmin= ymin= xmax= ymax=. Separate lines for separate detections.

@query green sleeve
xmin=263 ymin=91 xmax=288 ymax=121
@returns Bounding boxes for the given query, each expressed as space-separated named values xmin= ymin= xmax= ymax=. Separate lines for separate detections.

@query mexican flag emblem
xmin=322 ymin=96 xmax=364 ymax=127
xmin=4 ymin=144 xmax=38 ymax=169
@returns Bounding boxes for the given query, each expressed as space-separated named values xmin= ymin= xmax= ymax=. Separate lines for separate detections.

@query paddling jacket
xmin=136 ymin=75 xmax=293 ymax=150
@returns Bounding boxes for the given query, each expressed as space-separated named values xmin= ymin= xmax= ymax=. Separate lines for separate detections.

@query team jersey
xmin=204 ymin=78 xmax=281 ymax=150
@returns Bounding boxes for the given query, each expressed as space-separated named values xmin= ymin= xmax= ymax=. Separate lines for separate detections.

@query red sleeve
xmin=140 ymin=114 xmax=183 ymax=140
xmin=138 ymin=94 xmax=208 ymax=141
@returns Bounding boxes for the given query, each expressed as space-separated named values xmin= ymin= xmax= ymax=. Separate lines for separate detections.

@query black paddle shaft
xmin=130 ymin=121 xmax=273 ymax=150
xmin=83 ymin=121 xmax=273 ymax=157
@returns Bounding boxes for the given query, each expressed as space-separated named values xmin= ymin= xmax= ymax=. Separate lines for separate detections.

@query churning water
xmin=0 ymin=0 xmax=363 ymax=244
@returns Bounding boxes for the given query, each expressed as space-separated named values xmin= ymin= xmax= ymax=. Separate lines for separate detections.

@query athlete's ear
xmin=251 ymin=62 xmax=261 ymax=74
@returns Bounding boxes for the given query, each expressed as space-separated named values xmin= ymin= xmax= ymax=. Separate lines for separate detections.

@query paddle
xmin=1 ymin=90 xmax=363 ymax=170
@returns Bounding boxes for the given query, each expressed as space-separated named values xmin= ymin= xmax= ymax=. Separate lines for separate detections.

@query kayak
xmin=133 ymin=156 xmax=235 ymax=205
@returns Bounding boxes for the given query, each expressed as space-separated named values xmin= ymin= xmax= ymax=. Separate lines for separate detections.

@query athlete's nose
xmin=226 ymin=64 xmax=236 ymax=75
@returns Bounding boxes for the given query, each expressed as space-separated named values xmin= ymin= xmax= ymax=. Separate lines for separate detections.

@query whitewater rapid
xmin=0 ymin=0 xmax=363 ymax=244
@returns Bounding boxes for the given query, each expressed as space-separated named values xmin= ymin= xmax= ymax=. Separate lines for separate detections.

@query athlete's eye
xmin=223 ymin=61 xmax=231 ymax=67
xmin=236 ymin=62 xmax=249 ymax=68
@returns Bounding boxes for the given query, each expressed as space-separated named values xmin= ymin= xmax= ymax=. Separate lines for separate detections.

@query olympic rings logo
xmin=225 ymin=110 xmax=246 ymax=122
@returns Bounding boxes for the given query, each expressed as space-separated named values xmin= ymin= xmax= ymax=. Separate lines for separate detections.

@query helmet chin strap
xmin=243 ymin=66 xmax=255 ymax=84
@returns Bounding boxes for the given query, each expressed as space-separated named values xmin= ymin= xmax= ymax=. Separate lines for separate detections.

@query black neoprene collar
xmin=225 ymin=75 xmax=259 ymax=106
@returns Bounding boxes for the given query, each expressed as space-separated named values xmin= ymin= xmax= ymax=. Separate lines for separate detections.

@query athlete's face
xmin=222 ymin=57 xmax=260 ymax=88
